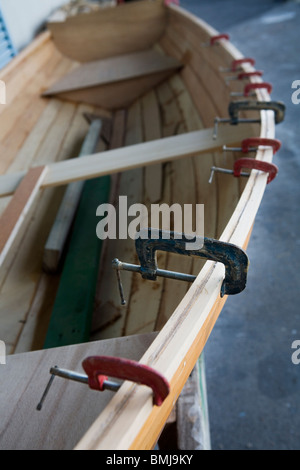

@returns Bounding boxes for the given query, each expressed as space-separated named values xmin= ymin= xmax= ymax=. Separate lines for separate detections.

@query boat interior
xmin=0 ymin=3 xmax=260 ymax=357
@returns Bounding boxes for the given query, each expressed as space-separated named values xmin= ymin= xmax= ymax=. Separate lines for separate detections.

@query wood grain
xmin=0 ymin=125 xmax=255 ymax=197
xmin=0 ymin=333 xmax=157 ymax=450
xmin=48 ymin=0 xmax=167 ymax=62
xmin=0 ymin=166 xmax=47 ymax=268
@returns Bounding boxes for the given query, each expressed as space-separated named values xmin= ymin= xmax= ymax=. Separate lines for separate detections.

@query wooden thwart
xmin=0 ymin=166 xmax=47 ymax=268
xmin=0 ymin=125 xmax=255 ymax=198
xmin=43 ymin=49 xmax=182 ymax=110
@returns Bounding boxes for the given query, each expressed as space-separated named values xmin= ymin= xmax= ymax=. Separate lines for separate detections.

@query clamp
xmin=202 ymin=33 xmax=230 ymax=47
xmin=209 ymin=158 xmax=278 ymax=185
xmin=230 ymin=82 xmax=273 ymax=97
xmin=223 ymin=137 xmax=282 ymax=155
xmin=226 ymin=71 xmax=264 ymax=84
xmin=112 ymin=228 xmax=249 ymax=305
xmin=213 ymin=100 xmax=286 ymax=139
xmin=220 ymin=57 xmax=256 ymax=73
xmin=37 ymin=356 xmax=170 ymax=410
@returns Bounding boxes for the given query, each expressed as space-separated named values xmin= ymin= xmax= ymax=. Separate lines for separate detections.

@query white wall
xmin=0 ymin=0 xmax=69 ymax=52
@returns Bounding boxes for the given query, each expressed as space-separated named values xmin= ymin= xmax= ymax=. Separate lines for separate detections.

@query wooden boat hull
xmin=0 ymin=1 xmax=279 ymax=450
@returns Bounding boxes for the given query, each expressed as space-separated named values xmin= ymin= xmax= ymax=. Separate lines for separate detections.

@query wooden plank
xmin=0 ymin=332 xmax=158 ymax=450
xmin=160 ymin=31 xmax=242 ymax=239
xmin=0 ymin=125 xmax=255 ymax=198
xmin=142 ymin=90 xmax=163 ymax=203
xmin=0 ymin=103 xmax=87 ymax=353
xmin=0 ymin=166 xmax=47 ymax=268
xmin=43 ymin=49 xmax=182 ymax=95
xmin=43 ymin=118 xmax=103 ymax=273
xmin=47 ymin=0 xmax=167 ymax=62
xmin=154 ymin=77 xmax=201 ymax=330
xmin=43 ymin=69 xmax=180 ymax=111
xmin=91 ymin=101 xmax=144 ymax=339
xmin=13 ymin=273 xmax=61 ymax=354
xmin=43 ymin=135 xmax=111 ymax=348
xmin=5 ymin=105 xmax=96 ymax=354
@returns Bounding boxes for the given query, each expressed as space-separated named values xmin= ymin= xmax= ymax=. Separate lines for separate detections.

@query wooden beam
xmin=42 ymin=70 xmax=179 ymax=110
xmin=43 ymin=118 xmax=103 ymax=273
xmin=0 ymin=166 xmax=47 ymax=268
xmin=0 ymin=125 xmax=255 ymax=198
xmin=43 ymin=49 xmax=182 ymax=95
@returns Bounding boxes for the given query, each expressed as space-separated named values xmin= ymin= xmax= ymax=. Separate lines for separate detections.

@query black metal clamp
xmin=112 ymin=228 xmax=249 ymax=305
xmin=213 ymin=100 xmax=286 ymax=139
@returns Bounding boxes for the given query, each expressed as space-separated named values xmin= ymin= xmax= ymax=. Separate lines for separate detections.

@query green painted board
xmin=44 ymin=174 xmax=111 ymax=348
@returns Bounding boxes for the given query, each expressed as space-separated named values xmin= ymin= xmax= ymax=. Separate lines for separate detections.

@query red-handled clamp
xmin=209 ymin=158 xmax=278 ymax=184
xmin=241 ymin=138 xmax=281 ymax=155
xmin=164 ymin=0 xmax=180 ymax=6
xmin=244 ymin=82 xmax=273 ymax=96
xmin=220 ymin=58 xmax=256 ymax=73
xmin=203 ymin=33 xmax=230 ymax=47
xmin=37 ymin=356 xmax=170 ymax=411
xmin=237 ymin=71 xmax=264 ymax=80
xmin=83 ymin=356 xmax=170 ymax=406
xmin=210 ymin=34 xmax=230 ymax=45
xmin=231 ymin=82 xmax=273 ymax=97
xmin=231 ymin=58 xmax=256 ymax=71
xmin=233 ymin=158 xmax=278 ymax=184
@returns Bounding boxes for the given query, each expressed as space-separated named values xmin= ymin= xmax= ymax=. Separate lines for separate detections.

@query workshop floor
xmin=180 ymin=0 xmax=300 ymax=451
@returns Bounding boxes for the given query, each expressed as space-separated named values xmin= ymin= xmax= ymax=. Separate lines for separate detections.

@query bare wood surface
xmin=0 ymin=167 xmax=47 ymax=268
xmin=43 ymin=49 xmax=182 ymax=95
xmin=43 ymin=69 xmax=180 ymax=111
xmin=91 ymin=101 xmax=144 ymax=339
xmin=0 ymin=333 xmax=157 ymax=450
xmin=48 ymin=0 xmax=167 ymax=62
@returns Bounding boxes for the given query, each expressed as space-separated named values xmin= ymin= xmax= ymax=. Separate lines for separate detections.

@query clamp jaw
xmin=113 ymin=229 xmax=249 ymax=302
